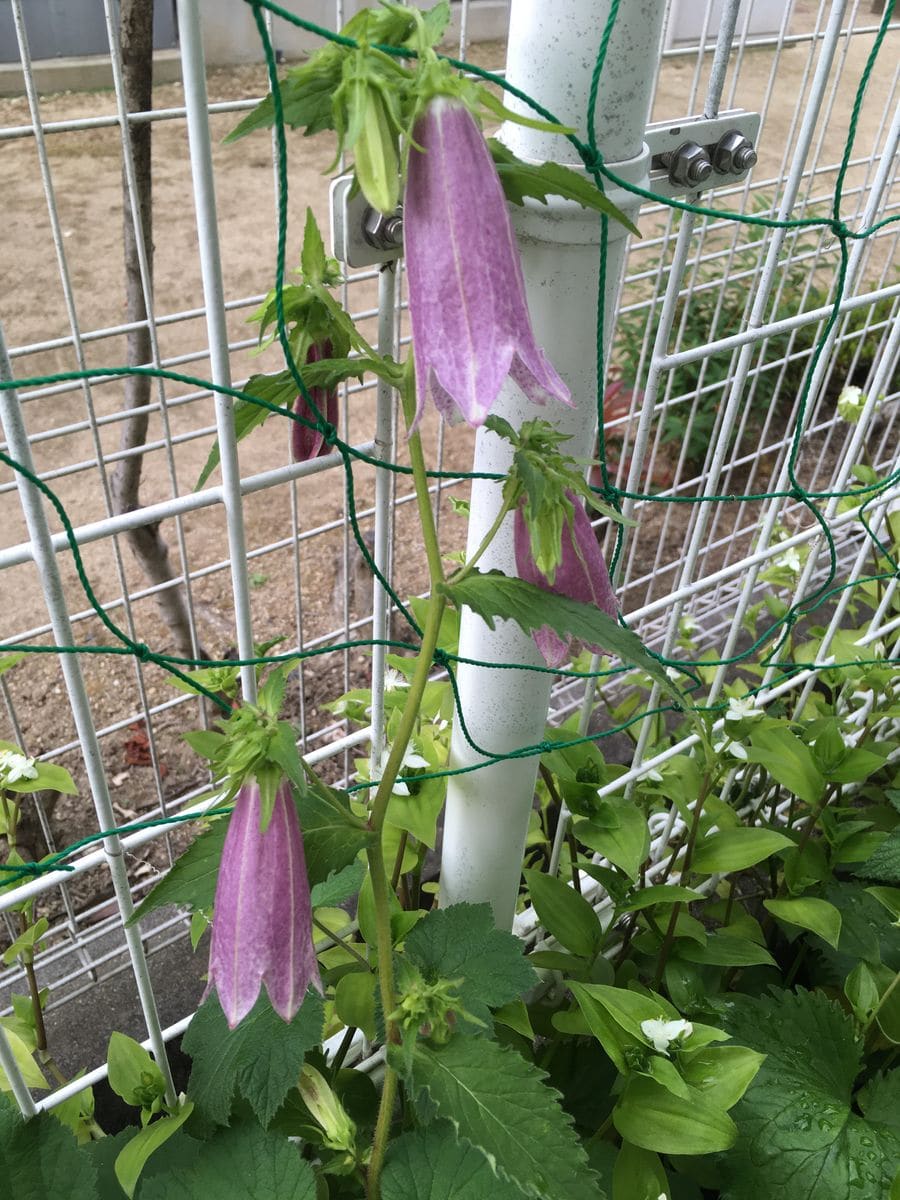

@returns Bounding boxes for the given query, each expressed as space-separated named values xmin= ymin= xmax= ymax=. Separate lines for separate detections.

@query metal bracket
xmin=330 ymin=173 xmax=403 ymax=269
xmin=644 ymin=109 xmax=761 ymax=199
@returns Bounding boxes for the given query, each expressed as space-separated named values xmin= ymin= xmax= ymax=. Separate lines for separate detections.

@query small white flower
xmin=837 ymin=384 xmax=865 ymax=423
xmin=773 ymin=547 xmax=801 ymax=573
xmin=382 ymin=668 xmax=410 ymax=693
xmin=641 ymin=1016 xmax=693 ymax=1055
xmin=0 ymin=749 xmax=39 ymax=783
xmin=644 ymin=768 xmax=664 ymax=783
xmin=680 ymin=615 xmax=699 ymax=635
xmin=665 ymin=666 xmax=681 ymax=682
xmin=725 ymin=696 xmax=763 ymax=722
xmin=713 ymin=737 xmax=749 ymax=762
xmin=371 ymin=745 xmax=429 ymax=796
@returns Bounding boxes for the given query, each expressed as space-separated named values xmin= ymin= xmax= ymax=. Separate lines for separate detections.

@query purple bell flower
xmin=404 ymin=97 xmax=571 ymax=427
xmin=292 ymin=340 xmax=339 ymax=463
xmin=514 ymin=491 xmax=617 ymax=668
xmin=206 ymin=778 xmax=321 ymax=1029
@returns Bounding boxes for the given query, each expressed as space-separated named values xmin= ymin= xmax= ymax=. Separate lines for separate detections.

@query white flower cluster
xmin=0 ymin=748 xmax=39 ymax=784
xmin=837 ymin=384 xmax=865 ymax=424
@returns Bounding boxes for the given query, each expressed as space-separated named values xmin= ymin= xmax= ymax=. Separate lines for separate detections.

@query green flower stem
xmin=653 ymin=768 xmax=713 ymax=991
xmin=450 ymin=485 xmax=520 ymax=585
xmin=366 ymin=371 xmax=448 ymax=1199
xmin=1 ymin=789 xmax=49 ymax=1054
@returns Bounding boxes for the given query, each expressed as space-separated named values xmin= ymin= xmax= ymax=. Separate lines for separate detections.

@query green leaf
xmin=488 ymin=139 xmax=640 ymax=235
xmin=403 ymin=903 xmax=537 ymax=1030
xmin=396 ymin=1035 xmax=601 ymax=1200
xmin=224 ymin=46 xmax=343 ymax=143
xmin=139 ymin=1121 xmax=317 ymax=1200
xmin=0 ymin=1026 xmax=47 ymax=1091
xmin=2 ymin=917 xmax=49 ymax=965
xmin=690 ymin=827 xmax=793 ymax=875
xmin=114 ymin=1102 xmax=193 ymax=1198
xmin=679 ymin=1045 xmax=765 ymax=1110
xmin=618 ymin=884 xmax=704 ymax=913
xmin=524 ymin=870 xmax=603 ymax=959
xmin=721 ymin=989 xmax=900 ymax=1200
xmin=382 ymin=1123 xmax=528 ymax=1200
xmin=299 ymin=207 xmax=327 ymax=285
xmin=845 ymin=961 xmax=880 ymax=1024
xmin=573 ymin=797 xmax=650 ymax=881
xmin=183 ymin=991 xmax=323 ymax=1128
xmin=613 ymin=1076 xmax=737 ymax=1155
xmin=677 ymin=933 xmax=776 ymax=968
xmin=854 ymin=829 xmax=900 ymax=882
xmin=107 ymin=1032 xmax=166 ymax=1108
xmin=294 ymin=776 xmax=374 ymax=887
xmin=0 ymin=1092 xmax=98 ymax=1199
xmin=612 ymin=1141 xmax=668 ymax=1200
xmin=194 ymin=388 xmax=279 ymax=490
xmin=442 ymin=571 xmax=682 ymax=704
xmin=310 ymin=860 xmax=365 ymax=909
xmin=746 ymin=726 xmax=826 ymax=805
xmin=128 ymin=819 xmax=227 ymax=926
xmin=334 ymin=971 xmax=376 ymax=1042
xmin=0 ymin=652 xmax=24 ymax=675
xmin=763 ymin=897 xmax=842 ymax=949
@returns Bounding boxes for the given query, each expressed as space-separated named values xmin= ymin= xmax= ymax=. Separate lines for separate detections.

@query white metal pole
xmin=176 ymin=0 xmax=258 ymax=702
xmin=440 ymin=0 xmax=667 ymax=929
xmin=0 ymin=325 xmax=177 ymax=1108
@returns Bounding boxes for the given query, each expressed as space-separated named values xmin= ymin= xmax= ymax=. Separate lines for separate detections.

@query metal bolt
xmin=363 ymin=206 xmax=404 ymax=252
xmin=712 ymin=130 xmax=758 ymax=174
xmin=659 ymin=140 xmax=713 ymax=188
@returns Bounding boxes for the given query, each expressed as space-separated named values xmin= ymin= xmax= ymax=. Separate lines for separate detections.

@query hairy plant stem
xmin=653 ymin=769 xmax=713 ymax=991
xmin=2 ymin=790 xmax=50 ymax=1053
xmin=366 ymin=378 xmax=446 ymax=1200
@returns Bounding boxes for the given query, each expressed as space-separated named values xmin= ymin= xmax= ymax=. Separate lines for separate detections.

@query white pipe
xmin=0 ymin=325 xmax=177 ymax=1108
xmin=176 ymin=0 xmax=258 ymax=703
xmin=440 ymin=0 xmax=667 ymax=930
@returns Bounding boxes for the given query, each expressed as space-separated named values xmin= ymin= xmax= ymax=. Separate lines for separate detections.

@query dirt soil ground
xmin=0 ymin=10 xmax=896 ymax=930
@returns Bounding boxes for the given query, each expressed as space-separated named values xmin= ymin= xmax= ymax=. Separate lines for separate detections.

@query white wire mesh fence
xmin=0 ymin=0 xmax=898 ymax=1116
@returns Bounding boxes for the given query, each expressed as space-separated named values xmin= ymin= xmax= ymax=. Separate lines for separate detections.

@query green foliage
xmin=182 ymin=991 xmax=323 ymax=1128
xmin=139 ymin=1123 xmax=317 ymax=1200
xmin=442 ymin=570 xmax=681 ymax=702
xmin=382 ymin=1123 xmax=528 ymax=1199
xmin=394 ymin=1035 xmax=602 ymax=1199
xmin=0 ymin=1093 xmax=98 ymax=1200
xmin=721 ymin=989 xmax=900 ymax=1199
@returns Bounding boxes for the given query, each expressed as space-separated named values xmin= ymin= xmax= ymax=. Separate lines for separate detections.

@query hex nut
xmin=712 ymin=130 xmax=758 ymax=174
xmin=363 ymin=207 xmax=404 ymax=251
xmin=662 ymin=140 xmax=713 ymax=188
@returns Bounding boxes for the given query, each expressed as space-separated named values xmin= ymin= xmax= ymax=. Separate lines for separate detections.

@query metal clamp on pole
xmin=645 ymin=108 xmax=761 ymax=198
xmin=331 ymin=173 xmax=404 ymax=268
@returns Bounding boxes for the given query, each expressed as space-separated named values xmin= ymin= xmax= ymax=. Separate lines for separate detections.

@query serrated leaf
xmin=128 ymin=818 xmax=227 ymax=926
xmin=139 ymin=1121 xmax=317 ymax=1200
xmin=310 ymin=860 xmax=365 ymax=909
xmin=396 ymin=1035 xmax=601 ymax=1200
xmin=403 ymin=904 xmax=537 ymax=1030
xmin=295 ymin=775 xmax=374 ymax=886
xmin=854 ymin=829 xmax=900 ymax=883
xmin=488 ymin=139 xmax=640 ymax=235
xmin=0 ymin=1092 xmax=98 ymax=1199
xmin=764 ymin=897 xmax=842 ymax=949
xmin=382 ymin=1123 xmax=527 ymax=1200
xmin=224 ymin=49 xmax=343 ymax=143
xmin=690 ymin=827 xmax=793 ymax=875
xmin=183 ymin=991 xmax=323 ymax=1128
xmin=442 ymin=571 xmax=680 ymax=703
xmin=721 ymin=988 xmax=900 ymax=1200
xmin=195 ymin=387 xmax=281 ymax=490
xmin=524 ymin=870 xmax=602 ymax=958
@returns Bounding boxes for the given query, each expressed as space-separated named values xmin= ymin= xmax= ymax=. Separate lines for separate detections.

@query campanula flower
xmin=206 ymin=778 xmax=321 ymax=1028
xmin=514 ymin=492 xmax=617 ymax=668
xmin=404 ymin=97 xmax=571 ymax=427
xmin=293 ymin=341 xmax=339 ymax=463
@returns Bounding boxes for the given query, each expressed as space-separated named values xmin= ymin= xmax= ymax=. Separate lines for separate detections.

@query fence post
xmin=439 ymin=0 xmax=667 ymax=929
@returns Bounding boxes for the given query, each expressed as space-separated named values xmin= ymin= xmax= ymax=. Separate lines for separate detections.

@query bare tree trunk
xmin=112 ymin=0 xmax=197 ymax=659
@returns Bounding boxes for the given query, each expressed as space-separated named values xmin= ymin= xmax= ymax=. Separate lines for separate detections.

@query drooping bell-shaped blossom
xmin=514 ymin=491 xmax=617 ymax=668
xmin=404 ymin=97 xmax=571 ymax=427
xmin=292 ymin=340 xmax=339 ymax=462
xmin=206 ymin=778 xmax=321 ymax=1028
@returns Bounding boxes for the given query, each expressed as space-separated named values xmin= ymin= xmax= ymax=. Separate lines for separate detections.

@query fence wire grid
xmin=0 ymin=0 xmax=899 ymax=1115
